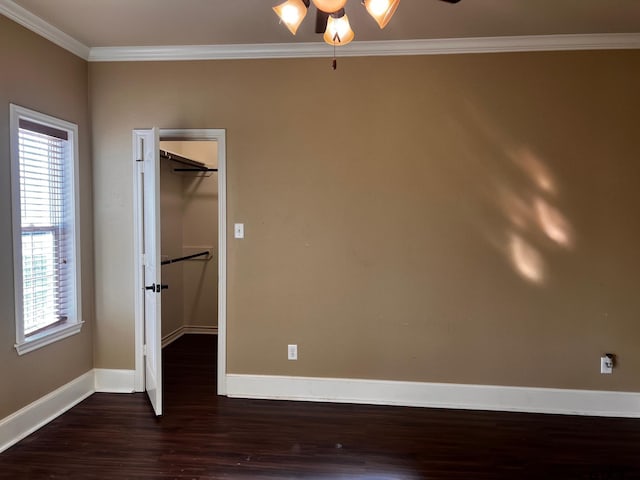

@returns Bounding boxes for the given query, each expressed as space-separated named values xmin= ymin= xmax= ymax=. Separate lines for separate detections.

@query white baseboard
xmin=94 ymin=369 xmax=136 ymax=393
xmin=184 ymin=325 xmax=218 ymax=335
xmin=0 ymin=370 xmax=94 ymax=453
xmin=162 ymin=325 xmax=218 ymax=348
xmin=226 ymin=374 xmax=640 ymax=418
xmin=161 ymin=326 xmax=184 ymax=348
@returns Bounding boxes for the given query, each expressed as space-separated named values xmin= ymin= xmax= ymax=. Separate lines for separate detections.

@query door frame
xmin=133 ymin=128 xmax=228 ymax=396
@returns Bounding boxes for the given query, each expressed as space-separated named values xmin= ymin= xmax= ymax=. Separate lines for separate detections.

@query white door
xmin=134 ymin=128 xmax=163 ymax=416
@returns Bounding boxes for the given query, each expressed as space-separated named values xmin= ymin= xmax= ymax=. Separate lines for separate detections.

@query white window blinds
xmin=18 ymin=119 xmax=72 ymax=336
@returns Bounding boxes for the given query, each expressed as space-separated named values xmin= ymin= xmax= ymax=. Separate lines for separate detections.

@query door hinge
xmin=137 ymin=138 xmax=145 ymax=162
xmin=141 ymin=253 xmax=146 ymax=266
xmin=143 ymin=344 xmax=147 ymax=356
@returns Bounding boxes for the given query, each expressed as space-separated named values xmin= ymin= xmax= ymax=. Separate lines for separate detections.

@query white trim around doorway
xmin=133 ymin=128 xmax=227 ymax=396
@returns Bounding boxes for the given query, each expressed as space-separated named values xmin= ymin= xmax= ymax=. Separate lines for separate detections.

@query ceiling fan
xmin=274 ymin=0 xmax=461 ymax=47
xmin=313 ymin=0 xmax=461 ymax=35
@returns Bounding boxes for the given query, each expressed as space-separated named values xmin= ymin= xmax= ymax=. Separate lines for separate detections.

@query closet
xmin=159 ymin=140 xmax=218 ymax=346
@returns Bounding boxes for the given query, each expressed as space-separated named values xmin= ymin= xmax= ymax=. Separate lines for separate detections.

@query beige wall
xmin=0 ymin=17 xmax=93 ymax=419
xmin=160 ymin=140 xmax=218 ymax=337
xmin=160 ymin=155 xmax=185 ymax=337
xmin=90 ymin=51 xmax=640 ymax=391
xmin=178 ymin=142 xmax=218 ymax=328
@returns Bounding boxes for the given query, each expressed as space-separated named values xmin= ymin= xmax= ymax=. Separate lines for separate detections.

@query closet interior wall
xmin=159 ymin=141 xmax=219 ymax=342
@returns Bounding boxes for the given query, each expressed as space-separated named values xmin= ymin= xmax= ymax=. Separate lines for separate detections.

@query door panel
xmin=134 ymin=128 xmax=162 ymax=416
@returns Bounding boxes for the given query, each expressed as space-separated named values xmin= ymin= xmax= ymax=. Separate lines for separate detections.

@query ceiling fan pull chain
xmin=332 ymin=43 xmax=337 ymax=70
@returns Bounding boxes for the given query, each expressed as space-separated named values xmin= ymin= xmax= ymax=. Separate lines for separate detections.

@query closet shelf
xmin=173 ymin=168 xmax=217 ymax=172
xmin=160 ymin=149 xmax=216 ymax=173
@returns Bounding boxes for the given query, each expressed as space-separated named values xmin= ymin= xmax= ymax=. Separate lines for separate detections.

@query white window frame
xmin=10 ymin=104 xmax=83 ymax=355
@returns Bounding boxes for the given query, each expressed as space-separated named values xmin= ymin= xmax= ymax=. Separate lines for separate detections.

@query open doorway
xmin=133 ymin=128 xmax=227 ymax=416
xmin=159 ymin=140 xmax=218 ymax=344
xmin=159 ymin=140 xmax=218 ymax=410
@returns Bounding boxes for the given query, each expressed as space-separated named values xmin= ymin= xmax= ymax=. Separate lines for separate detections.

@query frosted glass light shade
xmin=364 ymin=0 xmax=400 ymax=29
xmin=312 ymin=0 xmax=347 ymax=13
xmin=323 ymin=13 xmax=354 ymax=46
xmin=273 ymin=0 xmax=309 ymax=35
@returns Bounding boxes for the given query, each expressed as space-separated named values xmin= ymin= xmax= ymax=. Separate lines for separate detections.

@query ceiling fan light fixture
xmin=363 ymin=0 xmax=400 ymax=29
xmin=273 ymin=0 xmax=309 ymax=35
xmin=312 ymin=0 xmax=348 ymax=13
xmin=323 ymin=11 xmax=355 ymax=46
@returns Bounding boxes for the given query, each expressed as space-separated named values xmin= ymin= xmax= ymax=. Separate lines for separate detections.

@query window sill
xmin=15 ymin=321 xmax=84 ymax=356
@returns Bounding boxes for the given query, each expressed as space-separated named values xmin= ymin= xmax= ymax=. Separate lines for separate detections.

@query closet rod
xmin=159 ymin=149 xmax=209 ymax=171
xmin=161 ymin=250 xmax=210 ymax=266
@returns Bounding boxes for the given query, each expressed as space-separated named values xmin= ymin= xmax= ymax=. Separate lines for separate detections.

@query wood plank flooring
xmin=2 ymin=334 xmax=640 ymax=479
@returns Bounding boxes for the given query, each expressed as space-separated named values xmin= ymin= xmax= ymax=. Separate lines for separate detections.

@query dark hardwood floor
xmin=2 ymin=334 xmax=640 ymax=479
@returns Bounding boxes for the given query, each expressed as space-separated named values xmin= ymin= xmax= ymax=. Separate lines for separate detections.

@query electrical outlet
xmin=600 ymin=354 xmax=614 ymax=374
xmin=288 ymin=344 xmax=297 ymax=360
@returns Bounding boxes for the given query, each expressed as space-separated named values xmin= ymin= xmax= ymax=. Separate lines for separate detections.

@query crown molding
xmin=89 ymin=33 xmax=640 ymax=62
xmin=2 ymin=0 xmax=638 ymax=63
xmin=0 ymin=0 xmax=89 ymax=59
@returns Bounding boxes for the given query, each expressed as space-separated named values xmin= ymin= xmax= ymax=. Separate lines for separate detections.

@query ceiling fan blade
xmin=315 ymin=9 xmax=329 ymax=34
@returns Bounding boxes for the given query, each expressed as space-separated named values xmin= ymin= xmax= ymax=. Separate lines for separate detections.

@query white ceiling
xmin=8 ymin=0 xmax=640 ymax=48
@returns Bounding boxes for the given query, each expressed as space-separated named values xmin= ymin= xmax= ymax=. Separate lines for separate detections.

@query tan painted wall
xmin=159 ymin=140 xmax=218 ymax=337
xmin=0 ymin=17 xmax=93 ymax=419
xmin=90 ymin=51 xmax=640 ymax=391
xmin=177 ymin=142 xmax=218 ymax=328
xmin=160 ymin=155 xmax=185 ymax=338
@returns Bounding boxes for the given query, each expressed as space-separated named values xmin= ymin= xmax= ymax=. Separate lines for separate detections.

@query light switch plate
xmin=234 ymin=223 xmax=244 ymax=239
xmin=288 ymin=344 xmax=297 ymax=360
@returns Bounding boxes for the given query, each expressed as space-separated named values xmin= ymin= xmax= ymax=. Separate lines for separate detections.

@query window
xmin=10 ymin=105 xmax=82 ymax=355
